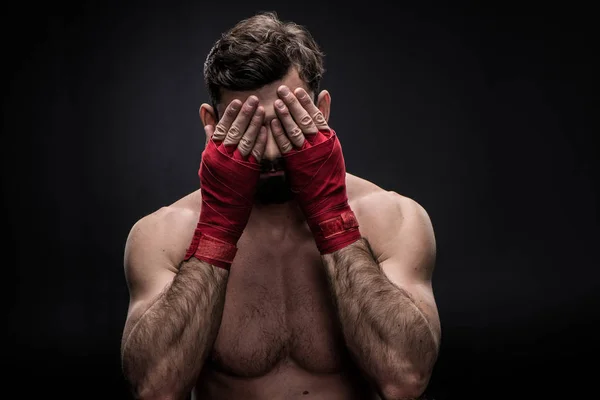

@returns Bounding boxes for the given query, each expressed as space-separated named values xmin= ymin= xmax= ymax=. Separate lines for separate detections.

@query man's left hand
xmin=270 ymin=85 xmax=361 ymax=254
xmin=270 ymin=85 xmax=330 ymax=150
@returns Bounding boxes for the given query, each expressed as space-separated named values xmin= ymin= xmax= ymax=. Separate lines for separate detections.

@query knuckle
xmin=312 ymin=111 xmax=326 ymax=124
xmin=238 ymin=138 xmax=252 ymax=152
xmin=228 ymin=126 xmax=241 ymax=137
xmin=290 ymin=127 xmax=303 ymax=138
xmin=281 ymin=141 xmax=294 ymax=153
xmin=278 ymin=107 xmax=290 ymax=117
xmin=215 ymin=124 xmax=227 ymax=135
xmin=299 ymin=114 xmax=313 ymax=127
xmin=298 ymin=94 xmax=311 ymax=104
xmin=286 ymin=95 xmax=298 ymax=105
xmin=226 ymin=106 xmax=238 ymax=117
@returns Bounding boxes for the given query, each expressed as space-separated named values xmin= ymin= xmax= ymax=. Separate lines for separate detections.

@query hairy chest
xmin=207 ymin=237 xmax=350 ymax=377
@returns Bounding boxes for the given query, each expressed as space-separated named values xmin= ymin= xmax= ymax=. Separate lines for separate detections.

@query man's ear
xmin=199 ymin=103 xmax=218 ymax=143
xmin=316 ymin=90 xmax=331 ymax=122
xmin=200 ymin=103 xmax=218 ymax=127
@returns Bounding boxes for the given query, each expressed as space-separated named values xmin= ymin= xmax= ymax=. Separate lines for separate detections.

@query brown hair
xmin=203 ymin=11 xmax=325 ymax=115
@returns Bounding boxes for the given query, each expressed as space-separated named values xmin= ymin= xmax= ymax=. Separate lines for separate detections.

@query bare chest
xmin=207 ymin=232 xmax=350 ymax=377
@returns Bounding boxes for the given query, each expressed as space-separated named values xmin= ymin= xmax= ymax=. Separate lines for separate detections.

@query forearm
xmin=323 ymin=238 xmax=437 ymax=398
xmin=121 ymin=259 xmax=228 ymax=399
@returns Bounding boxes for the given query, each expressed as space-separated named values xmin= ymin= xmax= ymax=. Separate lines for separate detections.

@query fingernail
xmin=296 ymin=90 xmax=306 ymax=99
xmin=247 ymin=96 xmax=258 ymax=106
xmin=275 ymin=100 xmax=285 ymax=109
xmin=279 ymin=86 xmax=290 ymax=95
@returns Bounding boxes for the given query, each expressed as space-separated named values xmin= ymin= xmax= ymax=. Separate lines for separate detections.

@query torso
xmin=170 ymin=174 xmax=385 ymax=399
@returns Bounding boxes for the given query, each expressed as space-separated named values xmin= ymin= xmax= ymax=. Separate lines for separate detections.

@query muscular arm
xmin=323 ymin=194 xmax=440 ymax=400
xmin=121 ymin=259 xmax=227 ymax=399
xmin=120 ymin=94 xmax=265 ymax=398
xmin=120 ymin=208 xmax=228 ymax=400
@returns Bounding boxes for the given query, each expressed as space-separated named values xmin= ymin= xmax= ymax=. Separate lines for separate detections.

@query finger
xmin=270 ymin=118 xmax=294 ymax=154
xmin=236 ymin=106 xmax=265 ymax=159
xmin=274 ymin=99 xmax=305 ymax=149
xmin=294 ymin=88 xmax=330 ymax=131
xmin=223 ymin=96 xmax=259 ymax=146
xmin=250 ymin=126 xmax=268 ymax=163
xmin=277 ymin=86 xmax=318 ymax=135
xmin=213 ymin=99 xmax=242 ymax=142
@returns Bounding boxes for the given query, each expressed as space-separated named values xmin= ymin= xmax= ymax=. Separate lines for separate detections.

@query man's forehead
xmin=218 ymin=68 xmax=311 ymax=109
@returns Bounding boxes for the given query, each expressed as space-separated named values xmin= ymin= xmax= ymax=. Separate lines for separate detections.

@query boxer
xmin=120 ymin=12 xmax=440 ymax=400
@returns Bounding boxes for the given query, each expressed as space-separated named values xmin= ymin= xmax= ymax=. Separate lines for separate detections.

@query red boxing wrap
xmin=283 ymin=129 xmax=361 ymax=254
xmin=184 ymin=139 xmax=260 ymax=270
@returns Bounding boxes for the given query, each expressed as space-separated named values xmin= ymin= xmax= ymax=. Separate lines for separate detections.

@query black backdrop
xmin=3 ymin=1 xmax=597 ymax=399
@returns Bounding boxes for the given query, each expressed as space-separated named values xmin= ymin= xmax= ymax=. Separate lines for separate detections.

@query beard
xmin=254 ymin=157 xmax=294 ymax=205
xmin=254 ymin=173 xmax=294 ymax=204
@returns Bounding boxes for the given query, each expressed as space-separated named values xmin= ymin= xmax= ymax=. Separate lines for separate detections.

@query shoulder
xmin=128 ymin=189 xmax=202 ymax=241
xmin=347 ymin=173 xmax=432 ymax=229
xmin=354 ymin=189 xmax=434 ymax=244
xmin=127 ymin=205 xmax=198 ymax=239
xmin=124 ymin=201 xmax=200 ymax=270
xmin=347 ymin=175 xmax=435 ymax=263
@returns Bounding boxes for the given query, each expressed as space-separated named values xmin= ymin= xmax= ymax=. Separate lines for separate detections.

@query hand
xmin=270 ymin=86 xmax=361 ymax=254
xmin=185 ymin=96 xmax=267 ymax=269
xmin=208 ymin=96 xmax=268 ymax=162
xmin=271 ymin=86 xmax=330 ymax=150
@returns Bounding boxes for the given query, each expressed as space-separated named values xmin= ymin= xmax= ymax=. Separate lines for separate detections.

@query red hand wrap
xmin=184 ymin=140 xmax=260 ymax=269
xmin=283 ymin=129 xmax=361 ymax=254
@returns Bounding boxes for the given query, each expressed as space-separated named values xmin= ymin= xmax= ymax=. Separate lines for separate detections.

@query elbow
xmin=379 ymin=372 xmax=430 ymax=400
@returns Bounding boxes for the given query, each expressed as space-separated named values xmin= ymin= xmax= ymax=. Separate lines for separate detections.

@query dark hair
xmin=203 ymin=11 xmax=325 ymax=114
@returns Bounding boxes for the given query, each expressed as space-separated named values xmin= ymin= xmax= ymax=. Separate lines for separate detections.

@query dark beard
xmin=254 ymin=174 xmax=294 ymax=205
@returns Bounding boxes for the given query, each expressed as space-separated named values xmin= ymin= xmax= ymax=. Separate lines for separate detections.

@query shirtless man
xmin=120 ymin=12 xmax=441 ymax=400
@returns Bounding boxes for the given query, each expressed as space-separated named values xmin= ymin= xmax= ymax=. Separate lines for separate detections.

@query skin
xmin=120 ymin=68 xmax=441 ymax=400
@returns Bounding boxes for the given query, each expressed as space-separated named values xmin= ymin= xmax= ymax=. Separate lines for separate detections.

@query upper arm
xmin=357 ymin=192 xmax=441 ymax=345
xmin=122 ymin=207 xmax=197 ymax=338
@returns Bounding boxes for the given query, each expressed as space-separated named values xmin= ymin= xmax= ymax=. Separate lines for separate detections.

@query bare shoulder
xmin=347 ymin=173 xmax=431 ymax=223
xmin=125 ymin=195 xmax=201 ymax=271
xmin=168 ymin=188 xmax=202 ymax=211
xmin=347 ymin=174 xmax=435 ymax=263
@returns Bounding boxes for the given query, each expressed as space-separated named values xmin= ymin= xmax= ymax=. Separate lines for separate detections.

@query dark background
xmin=3 ymin=1 xmax=597 ymax=399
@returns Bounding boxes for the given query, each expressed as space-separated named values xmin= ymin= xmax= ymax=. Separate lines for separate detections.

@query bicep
xmin=383 ymin=196 xmax=440 ymax=344
xmin=122 ymin=210 xmax=185 ymax=325
xmin=360 ymin=193 xmax=440 ymax=343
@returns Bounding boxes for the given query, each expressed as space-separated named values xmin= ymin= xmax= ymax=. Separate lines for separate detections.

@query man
xmin=120 ymin=11 xmax=441 ymax=400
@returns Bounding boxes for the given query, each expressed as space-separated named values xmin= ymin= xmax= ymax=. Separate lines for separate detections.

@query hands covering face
xmin=206 ymin=85 xmax=329 ymax=162
xmin=203 ymin=85 xmax=358 ymax=254
xmin=270 ymin=85 xmax=330 ymax=153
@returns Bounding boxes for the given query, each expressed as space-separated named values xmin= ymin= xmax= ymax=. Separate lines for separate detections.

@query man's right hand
xmin=185 ymin=96 xmax=267 ymax=270
xmin=208 ymin=96 xmax=267 ymax=163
